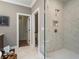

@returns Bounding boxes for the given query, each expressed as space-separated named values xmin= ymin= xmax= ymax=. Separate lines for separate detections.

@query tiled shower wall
xmin=46 ymin=0 xmax=79 ymax=55
xmin=64 ymin=0 xmax=79 ymax=53
xmin=46 ymin=0 xmax=64 ymax=54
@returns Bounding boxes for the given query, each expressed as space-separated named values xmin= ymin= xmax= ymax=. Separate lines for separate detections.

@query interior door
xmin=19 ymin=15 xmax=28 ymax=47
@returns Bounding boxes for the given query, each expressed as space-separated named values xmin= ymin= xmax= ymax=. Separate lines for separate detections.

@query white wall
xmin=64 ymin=0 xmax=79 ymax=53
xmin=46 ymin=0 xmax=64 ymax=54
xmin=0 ymin=1 xmax=31 ymax=46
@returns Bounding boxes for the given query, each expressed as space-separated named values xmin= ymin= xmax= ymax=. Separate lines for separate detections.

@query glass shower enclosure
xmin=45 ymin=0 xmax=79 ymax=59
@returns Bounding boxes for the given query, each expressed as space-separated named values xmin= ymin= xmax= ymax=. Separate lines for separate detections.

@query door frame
xmin=32 ymin=8 xmax=40 ymax=52
xmin=16 ymin=13 xmax=31 ymax=48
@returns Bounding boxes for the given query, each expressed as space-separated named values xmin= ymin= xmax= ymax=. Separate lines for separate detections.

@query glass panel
xmin=45 ymin=0 xmax=79 ymax=59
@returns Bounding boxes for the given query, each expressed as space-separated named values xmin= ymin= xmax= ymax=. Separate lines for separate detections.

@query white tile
xmin=47 ymin=49 xmax=79 ymax=59
xmin=15 ymin=46 xmax=41 ymax=59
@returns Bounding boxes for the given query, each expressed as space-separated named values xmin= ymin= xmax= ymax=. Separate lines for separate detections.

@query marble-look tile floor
xmin=15 ymin=46 xmax=41 ymax=59
xmin=47 ymin=49 xmax=79 ymax=59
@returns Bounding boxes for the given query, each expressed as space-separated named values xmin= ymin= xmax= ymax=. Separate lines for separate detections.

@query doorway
xmin=17 ymin=13 xmax=31 ymax=48
xmin=32 ymin=8 xmax=40 ymax=52
xmin=35 ymin=12 xmax=38 ymax=47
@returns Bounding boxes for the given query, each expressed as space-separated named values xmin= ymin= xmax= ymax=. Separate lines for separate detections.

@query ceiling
xmin=0 ymin=0 xmax=72 ymax=7
xmin=0 ymin=0 xmax=36 ymax=7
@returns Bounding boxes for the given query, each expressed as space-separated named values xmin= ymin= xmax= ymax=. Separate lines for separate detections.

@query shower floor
xmin=47 ymin=49 xmax=79 ymax=59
